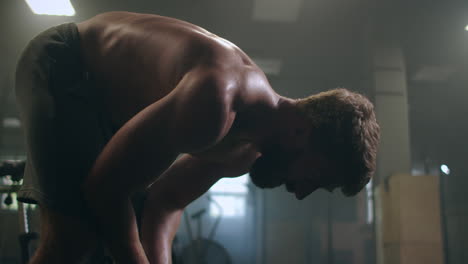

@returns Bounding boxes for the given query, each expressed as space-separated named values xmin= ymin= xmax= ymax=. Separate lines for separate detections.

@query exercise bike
xmin=0 ymin=160 xmax=38 ymax=264
xmin=177 ymin=195 xmax=232 ymax=264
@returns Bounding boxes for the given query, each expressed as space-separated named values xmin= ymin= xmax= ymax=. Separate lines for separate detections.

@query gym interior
xmin=1 ymin=0 xmax=467 ymax=263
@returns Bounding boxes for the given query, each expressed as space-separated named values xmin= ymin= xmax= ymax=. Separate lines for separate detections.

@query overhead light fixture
xmin=253 ymin=0 xmax=303 ymax=22
xmin=25 ymin=0 xmax=76 ymax=16
xmin=3 ymin=117 xmax=21 ymax=128
xmin=465 ymin=25 xmax=468 ymax=31
xmin=252 ymin=58 xmax=282 ymax=75
xmin=411 ymin=65 xmax=456 ymax=82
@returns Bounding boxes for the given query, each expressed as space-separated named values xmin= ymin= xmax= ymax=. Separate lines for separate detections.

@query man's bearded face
xmin=249 ymin=144 xmax=298 ymax=189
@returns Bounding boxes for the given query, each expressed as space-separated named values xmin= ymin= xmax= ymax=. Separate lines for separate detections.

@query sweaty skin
xmin=77 ymin=11 xmax=280 ymax=264
xmin=78 ymin=11 xmax=268 ymax=129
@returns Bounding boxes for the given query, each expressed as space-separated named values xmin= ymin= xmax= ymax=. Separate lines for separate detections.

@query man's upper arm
xmin=169 ymin=68 xmax=236 ymax=153
xmin=84 ymin=67 xmax=235 ymax=196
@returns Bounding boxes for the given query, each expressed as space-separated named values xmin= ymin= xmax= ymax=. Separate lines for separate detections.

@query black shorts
xmin=15 ymin=23 xmax=118 ymax=216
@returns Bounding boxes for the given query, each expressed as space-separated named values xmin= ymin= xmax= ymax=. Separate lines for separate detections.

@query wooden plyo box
xmin=375 ymin=174 xmax=444 ymax=264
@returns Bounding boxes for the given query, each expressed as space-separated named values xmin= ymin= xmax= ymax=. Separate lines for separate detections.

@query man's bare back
xmin=77 ymin=11 xmax=263 ymax=127
xmin=74 ymin=13 xmax=278 ymax=263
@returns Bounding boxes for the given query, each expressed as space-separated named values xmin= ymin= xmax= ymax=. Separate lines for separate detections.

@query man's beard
xmin=249 ymin=144 xmax=295 ymax=189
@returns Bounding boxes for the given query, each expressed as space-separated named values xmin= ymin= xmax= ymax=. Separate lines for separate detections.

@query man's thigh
xmin=30 ymin=205 xmax=105 ymax=264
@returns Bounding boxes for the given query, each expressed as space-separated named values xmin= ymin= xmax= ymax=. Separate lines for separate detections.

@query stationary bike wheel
xmin=180 ymin=238 xmax=231 ymax=264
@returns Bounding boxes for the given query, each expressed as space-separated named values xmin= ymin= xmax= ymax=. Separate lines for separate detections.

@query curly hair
xmin=295 ymin=88 xmax=380 ymax=196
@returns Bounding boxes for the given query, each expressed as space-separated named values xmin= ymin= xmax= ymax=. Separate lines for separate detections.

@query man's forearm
xmin=141 ymin=208 xmax=183 ymax=264
xmin=140 ymin=154 xmax=223 ymax=263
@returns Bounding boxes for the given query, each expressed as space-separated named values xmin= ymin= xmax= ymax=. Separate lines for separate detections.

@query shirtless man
xmin=15 ymin=11 xmax=380 ymax=264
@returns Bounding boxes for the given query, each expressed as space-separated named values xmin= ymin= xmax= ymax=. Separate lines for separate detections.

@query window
xmin=209 ymin=174 xmax=249 ymax=218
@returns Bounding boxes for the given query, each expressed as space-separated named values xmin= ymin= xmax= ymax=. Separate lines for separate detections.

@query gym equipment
xmin=0 ymin=160 xmax=38 ymax=264
xmin=179 ymin=195 xmax=232 ymax=264
xmin=0 ymin=160 xmax=25 ymax=182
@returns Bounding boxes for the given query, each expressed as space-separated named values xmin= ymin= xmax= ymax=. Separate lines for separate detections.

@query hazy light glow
xmin=209 ymin=174 xmax=249 ymax=217
xmin=365 ymin=179 xmax=374 ymax=224
xmin=252 ymin=58 xmax=282 ymax=75
xmin=210 ymin=195 xmax=246 ymax=218
xmin=209 ymin=174 xmax=248 ymax=194
xmin=441 ymin=164 xmax=450 ymax=175
xmin=253 ymin=0 xmax=303 ymax=22
xmin=25 ymin=0 xmax=76 ymax=16
xmin=465 ymin=25 xmax=468 ymax=31
xmin=3 ymin=117 xmax=21 ymax=128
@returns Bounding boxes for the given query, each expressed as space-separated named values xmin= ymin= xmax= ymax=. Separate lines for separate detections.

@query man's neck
xmin=234 ymin=94 xmax=295 ymax=151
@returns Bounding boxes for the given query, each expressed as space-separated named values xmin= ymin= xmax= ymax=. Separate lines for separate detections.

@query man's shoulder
xmin=165 ymin=67 xmax=239 ymax=153
xmin=177 ymin=64 xmax=269 ymax=112
xmin=178 ymin=66 xmax=242 ymax=102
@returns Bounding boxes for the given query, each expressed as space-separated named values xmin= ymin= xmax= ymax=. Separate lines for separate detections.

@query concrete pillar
xmin=372 ymin=39 xmax=411 ymax=183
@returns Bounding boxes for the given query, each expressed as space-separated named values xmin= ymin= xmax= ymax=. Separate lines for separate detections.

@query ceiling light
xmin=3 ymin=118 xmax=21 ymax=128
xmin=411 ymin=65 xmax=456 ymax=82
xmin=252 ymin=58 xmax=282 ymax=75
xmin=25 ymin=0 xmax=76 ymax=16
xmin=253 ymin=0 xmax=303 ymax=22
xmin=465 ymin=25 xmax=468 ymax=31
